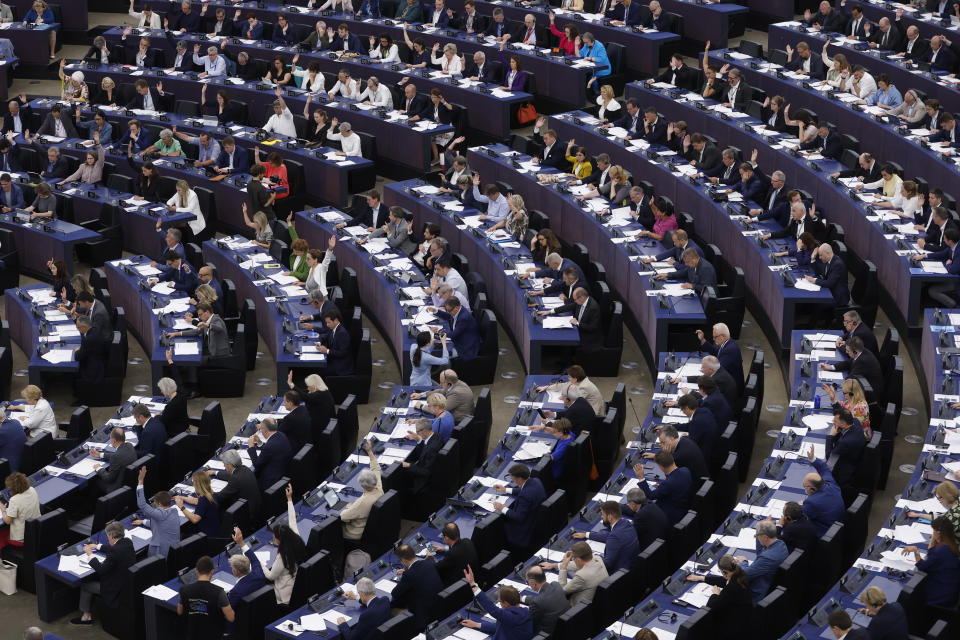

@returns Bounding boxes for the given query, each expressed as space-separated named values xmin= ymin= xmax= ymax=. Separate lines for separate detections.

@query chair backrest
xmin=20 ymin=432 xmax=54 ymax=476
xmin=162 ymin=431 xmax=195 ymax=488
xmin=594 ymin=569 xmax=633 ymax=629
xmin=289 ymin=444 xmax=317 ymax=497
xmin=336 ymin=395 xmax=359 ymax=460
xmin=167 ymin=532 xmax=208 ymax=579
xmin=360 ymin=489 xmax=402 ymax=558
xmin=232 ymin=584 xmax=276 ymax=640
xmin=197 ymin=401 xmax=226 ymax=455
xmin=553 ymin=601 xmax=595 ymax=640
xmin=93 ymin=486 xmax=136 ymax=534
xmin=289 ymin=550 xmax=335 ymax=611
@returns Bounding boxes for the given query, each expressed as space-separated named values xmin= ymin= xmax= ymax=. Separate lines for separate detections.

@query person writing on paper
xmin=165 ymin=180 xmax=206 ymax=239
xmin=857 ymin=587 xmax=909 ymax=639
xmin=460 ymin=565 xmax=533 ymax=637
xmin=684 ymin=555 xmax=751 ymax=640
xmin=900 ymin=516 xmax=960 ymax=606
xmin=907 ymin=482 xmax=960 ymax=535
xmin=70 ymin=521 xmax=136 ymax=626
xmin=177 ymin=556 xmax=234 ymax=638
xmin=539 ymin=541 xmax=608 ymax=605
xmin=232 ymin=484 xmax=306 ymax=605
xmin=340 ymin=439 xmax=383 ymax=546
xmin=0 ymin=472 xmax=40 ymax=551
xmin=337 ymin=577 xmax=391 ymax=638
xmin=7 ymin=384 xmax=56 ymax=438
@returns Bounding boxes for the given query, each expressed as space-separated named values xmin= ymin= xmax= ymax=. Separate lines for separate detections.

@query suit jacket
xmin=0 ymin=420 xmax=25 ymax=472
xmin=77 ymin=329 xmax=106 ymax=383
xmin=813 ymin=257 xmax=851 ymax=306
xmin=228 ymin=549 xmax=266 ymax=612
xmin=704 ymin=160 xmax=739 ymax=186
xmin=608 ymin=1 xmax=644 ymax=26
xmin=96 ymin=442 xmax=137 ymax=494
xmin=801 ymin=458 xmax=846 ymax=536
xmin=869 ymin=26 xmax=902 ymax=50
xmin=570 ymin=297 xmax=603 ymax=350
xmin=868 ymin=603 xmax=909 ymax=640
xmin=444 ymin=381 xmax=474 ymax=423
xmin=1 ymin=112 xmax=31 ymax=137
xmin=339 ymin=595 xmax=391 ymax=640
xmin=692 ymin=143 xmax=722 ymax=172
xmin=771 ymin=214 xmax=827 ymax=242
xmin=88 ymin=299 xmax=113 ymax=341
xmin=453 ymin=11 xmax=488 ymax=33
xmin=640 ymin=466 xmax=692 ymax=525
xmin=205 ymin=17 xmax=236 ymax=37
xmin=165 ymin=50 xmax=194 ymax=73
xmin=725 ymin=81 xmax=754 ymax=112
xmin=787 ymin=51 xmax=825 ymax=79
xmin=124 ymin=46 xmax=156 ymax=68
xmin=0 ymin=146 xmax=20 ymax=174
xmin=702 ymin=339 xmax=744 ymax=390
xmin=532 ymin=131 xmax=566 ymax=169
xmin=624 ymin=501 xmax=669 ymax=552
xmin=643 ymin=11 xmax=674 ymax=31
xmin=406 ymin=433 xmax=442 ymax=494
xmin=800 ymin=131 xmax=843 ymax=160
xmin=437 ymin=308 xmax=480 ymax=361
xmin=215 ymin=145 xmax=249 ymax=174
xmin=135 ymin=417 xmax=167 ymax=459
xmin=249 ymin=431 xmax=293 ymax=491
xmin=843 ymin=11 xmax=869 ymax=39
xmin=215 ymin=465 xmax=262 ymax=522
xmin=924 ymin=220 xmax=959 ymax=252
xmin=39 ymin=154 xmax=70 ymax=180
xmin=90 ymin=538 xmax=137 ymax=607
xmin=589 ymin=518 xmax=639 ymax=573
xmin=483 ymin=18 xmax=512 ymax=39
xmin=349 ymin=203 xmax=388 ymax=229
xmin=399 ymin=92 xmax=430 ymax=116
xmin=526 ymin=582 xmax=568 ymax=635
xmin=657 ymin=64 xmax=698 ymax=90
xmin=125 ymin=88 xmax=169 ymax=112
xmin=843 ymin=322 xmax=879 ymax=357
xmin=671 ymin=436 xmax=708 ymax=486
xmin=558 ymin=556 xmax=607 ymax=605
xmin=760 ymin=107 xmax=789 ymax=133
xmin=696 ymin=395 xmax=728 ymax=451
xmin=902 ymin=33 xmax=930 ymax=60
xmin=278 ymin=405 xmax=312 ymax=453
xmin=503 ymin=477 xmax=546 ymax=549
xmin=556 ymin=397 xmax=596 ymax=435
xmin=922 ymin=44 xmax=957 ymax=72
xmin=183 ymin=314 xmax=230 ymax=358
xmin=477 ymin=590 xmax=533 ymax=640
xmin=390 ymin=558 xmax=444 ymax=630
xmin=37 ymin=114 xmax=78 ymax=139
xmin=642 ymin=117 xmax=668 ymax=145
xmin=838 ymin=160 xmax=882 ymax=182
xmin=678 ymin=259 xmax=717 ymax=293
xmin=321 ymin=324 xmax=353 ymax=376
xmin=834 ymin=348 xmax=884 ymax=399
xmin=805 ymin=10 xmax=846 ymax=33
xmin=435 ymin=538 xmax=479 ymax=587
xmin=736 ymin=171 xmax=769 ymax=204
xmin=780 ymin=516 xmax=818 ymax=553
xmin=464 ymin=61 xmax=500 ymax=84
xmin=825 ymin=425 xmax=867 ymax=488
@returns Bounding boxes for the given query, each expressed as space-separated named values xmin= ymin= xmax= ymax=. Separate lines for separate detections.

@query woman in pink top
xmin=548 ymin=12 xmax=579 ymax=56
xmin=639 ymin=196 xmax=679 ymax=243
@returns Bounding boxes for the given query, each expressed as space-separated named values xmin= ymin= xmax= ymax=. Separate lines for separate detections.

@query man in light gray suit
xmin=365 ymin=206 xmax=417 ymax=255
xmin=540 ymin=541 xmax=608 ymax=605
xmin=167 ymin=302 xmax=230 ymax=359
xmin=91 ymin=428 xmax=138 ymax=496
xmin=523 ymin=566 xmax=569 ymax=635
xmin=438 ymin=369 xmax=473 ymax=423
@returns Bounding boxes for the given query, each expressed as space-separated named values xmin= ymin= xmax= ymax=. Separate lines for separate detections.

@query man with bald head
xmin=866 ymin=17 xmax=901 ymax=50
xmin=801 ymin=445 xmax=846 ymax=535
xmin=900 ymin=24 xmax=929 ymax=61
xmin=514 ymin=13 xmax=540 ymax=45
xmin=197 ymin=265 xmax=223 ymax=301
xmin=803 ymin=0 xmax=845 ymax=33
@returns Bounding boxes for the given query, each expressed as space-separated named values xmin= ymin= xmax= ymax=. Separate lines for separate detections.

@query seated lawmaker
xmin=131 ymin=403 xmax=165 ymax=459
xmin=0 ymin=472 xmax=40 ymax=552
xmin=424 ymin=392 xmax=455 ymax=442
xmin=642 ymin=423 xmax=709 ymax=482
xmin=316 ymin=309 xmax=353 ymax=376
xmin=539 ymin=287 xmax=603 ymax=351
xmin=778 ymin=501 xmax=818 ymax=553
xmin=390 ymin=543 xmax=444 ymax=631
xmin=732 ymin=520 xmax=788 ymax=604
xmin=801 ymin=446 xmax=847 ymax=536
xmin=622 ymin=488 xmax=669 ymax=551
xmin=461 ymin=567 xmax=533 ymax=637
xmin=430 ymin=522 xmax=480 ymax=587
xmin=337 ymin=578 xmax=391 ymax=638
xmin=655 ymin=248 xmax=717 ymax=293
xmin=493 ymin=463 xmax=547 ymax=555
xmin=805 ymin=243 xmax=850 ymax=305
xmin=173 ymin=471 xmax=221 ymax=538
xmin=540 ymin=541 xmax=608 ymax=605
xmin=684 ymin=555 xmax=752 ymax=640
xmin=572 ymin=500 xmax=640 ymax=573
xmin=825 ymin=407 xmax=867 ymax=489
xmin=900 ymin=516 xmax=960 ymax=606
xmin=340 ymin=440 xmax=383 ymax=546
xmin=436 ymin=296 xmax=480 ymax=361
xmin=675 ymin=392 xmax=719 ymax=461
xmin=540 ymin=384 xmax=595 ymax=435
xmin=246 ymin=419 xmax=293 ymax=492
xmin=639 ymin=451 xmax=692 ymax=525
xmin=70 ymin=522 xmax=136 ymax=626
xmin=152 ymin=250 xmax=200 ymax=294
xmin=858 ymin=586 xmax=909 ymax=640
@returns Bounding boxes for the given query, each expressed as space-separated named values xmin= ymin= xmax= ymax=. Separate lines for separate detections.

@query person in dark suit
xmin=645 ymin=424 xmax=709 ymax=485
xmin=638 ymin=451 xmax=692 ymax=525
xmin=650 ymin=229 xmax=702 ymax=269
xmin=721 ymin=69 xmax=753 ymax=112
xmin=657 ymin=248 xmax=717 ymax=294
xmin=866 ymin=17 xmax=901 ymax=50
xmin=534 ymin=267 xmax=587 ymax=303
xmin=464 ymin=50 xmax=499 ymax=84
xmin=842 ymin=5 xmax=868 ymax=39
xmin=696 ymin=376 xmax=731 ymax=441
xmin=391 ymin=544 xmax=444 ymax=631
xmin=837 ymin=310 xmax=879 ymax=356
xmin=0 ymin=411 xmax=25 ymax=472
xmin=0 ymin=142 xmax=21 ymax=175
xmin=125 ymin=79 xmax=170 ymax=112
xmin=432 ymin=523 xmax=480 ymax=586
xmin=462 ymin=569 xmax=533 ymax=639
xmin=621 ymin=488 xmax=669 ymax=551
xmin=85 ymin=35 xmax=120 ymax=64
xmin=825 ymin=407 xmax=867 ymax=489
xmin=643 ymin=1 xmax=674 ymax=31
xmin=697 ymin=323 xmax=744 ymax=389
xmin=764 ymin=201 xmax=827 ymax=243
xmin=545 ymin=288 xmax=603 ymax=351
xmin=454 ymin=0 xmax=487 ymax=33
xmin=337 ymin=577 xmax=391 ymax=639
xmin=204 ymin=7 xmax=236 ymax=37
xmin=899 ymin=23 xmax=929 ymax=61
xmin=531 ymin=118 xmax=566 ymax=169
xmin=317 ymin=309 xmax=353 ymax=376
xmin=803 ymin=1 xmax=847 ymax=32
xmin=703 ymin=148 xmax=740 ymax=186
xmin=36 ymin=105 xmax=79 ymax=139
xmin=778 ymin=501 xmax=818 ymax=553
xmin=689 ymin=134 xmax=722 ymax=172
xmin=607 ymin=0 xmax=643 ymax=26
xmin=403 ymin=419 xmax=442 ymax=497
xmin=1 ymin=94 xmax=31 ymax=136
xmin=860 ymin=587 xmax=909 ymax=640
xmin=246 ymin=419 xmax=293 ymax=491
xmin=165 ymin=41 xmax=194 ymax=73
xmin=483 ymin=7 xmax=511 ymax=39
xmin=74 ymin=316 xmax=106 ymax=399
xmin=640 ymin=106 xmax=668 ymax=145
xmin=801 ymin=452 xmax=847 ymax=536
xmin=542 ymin=384 xmax=595 ymax=435
xmin=276 ymin=391 xmax=312 ymax=454
xmin=799 ymin=122 xmax=844 ymax=160
xmin=92 ymin=428 xmax=137 ymax=496
xmin=684 ymin=555 xmax=752 ymax=640
xmin=786 ymin=41 xmax=825 ymax=78
xmin=653 ymin=54 xmax=698 ymax=90
xmin=748 ymin=168 xmax=789 ymax=220
xmin=826 ymin=610 xmax=871 ymax=640
xmin=523 ymin=566 xmax=569 ymax=636
xmin=921 ymin=35 xmax=956 ymax=71
xmin=167 ymin=0 xmax=202 ymax=32
xmin=437 ymin=297 xmax=480 ymax=362
xmin=155 ymin=250 xmax=200 ymax=295
xmin=74 ymin=291 xmax=112 ymax=342
xmin=806 ymin=243 xmax=850 ymax=306
xmin=919 ymin=207 xmax=959 ymax=253
xmin=927 ymin=0 xmax=959 ymax=15
xmin=226 ymin=550 xmax=265 ymax=631
xmin=675 ymin=393 xmax=719 ymax=462
xmin=123 ymin=36 xmax=155 ymax=68
xmin=132 ymin=404 xmax=166 ymax=460
xmin=733 ymin=160 xmax=769 ymax=204
xmin=573 ymin=500 xmax=640 ymax=573
xmin=36 ymin=144 xmax=70 ymax=180
xmin=834 ymin=152 xmax=882 ymax=183
xmin=606 ymin=98 xmax=643 ymax=138
xmin=211 ymin=449 xmax=262 ymax=524
xmin=494 ymin=463 xmax=547 ymax=555
xmin=760 ymin=96 xmax=790 ymax=133
xmin=928 ymin=111 xmax=959 ymax=148
xmin=71 ymin=521 xmax=136 ymax=625
xmin=214 ymin=137 xmax=250 ymax=175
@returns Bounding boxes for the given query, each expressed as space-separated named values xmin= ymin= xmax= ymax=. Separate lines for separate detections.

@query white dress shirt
xmin=166 ymin=189 xmax=206 ymax=235
xmin=327 ymin=129 xmax=363 ymax=157
xmin=293 ymin=69 xmax=325 ymax=93
xmin=358 ymin=84 xmax=393 ymax=108
xmin=369 ymin=44 xmax=400 ymax=62
xmin=19 ymin=398 xmax=57 ymax=438
xmin=329 ymin=78 xmax=361 ymax=100
xmin=264 ymin=107 xmax=298 ymax=138
xmin=432 ymin=54 xmax=463 ymax=75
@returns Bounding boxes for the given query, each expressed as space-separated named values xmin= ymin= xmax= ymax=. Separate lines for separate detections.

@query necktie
xmin=452 ymin=312 xmax=458 ymax=330
xmin=578 ymin=303 xmax=586 ymax=322
xmin=525 ymin=27 xmax=532 ymax=42
xmin=882 ymin=31 xmax=887 ymax=48
xmin=853 ymin=19 xmax=859 ymax=35
xmin=406 ymin=98 xmax=412 ymax=111
xmin=631 ymin=115 xmax=638 ymax=132
xmin=769 ymin=189 xmax=777 ymax=210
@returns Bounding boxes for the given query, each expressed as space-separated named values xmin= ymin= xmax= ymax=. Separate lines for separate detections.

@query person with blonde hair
xmin=587 ymin=164 xmax=631 ymax=204
xmin=489 ymin=193 xmax=528 ymax=241
xmin=24 ymin=0 xmax=56 ymax=59
xmin=7 ymin=385 xmax=56 ymax=438
xmin=822 ymin=377 xmax=870 ymax=438
xmin=425 ymin=392 xmax=454 ymax=442
xmin=908 ymin=481 xmax=960 ymax=537
xmin=0 ymin=472 xmax=40 ymax=550
xmin=596 ymin=84 xmax=620 ymax=121
xmin=286 ymin=370 xmax=335 ymax=436
xmin=857 ymin=586 xmax=908 ymax=637
xmin=174 ymin=471 xmax=221 ymax=537
xmin=242 ymin=203 xmax=273 ymax=249
xmin=165 ymin=179 xmax=206 ymax=238
xmin=193 ymin=283 xmax=221 ymax=315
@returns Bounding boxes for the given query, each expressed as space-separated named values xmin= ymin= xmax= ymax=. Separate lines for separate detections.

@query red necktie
xmin=525 ymin=27 xmax=532 ymax=42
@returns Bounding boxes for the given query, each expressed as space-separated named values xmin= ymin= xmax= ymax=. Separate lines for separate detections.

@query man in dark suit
xmin=0 ymin=142 xmax=21 ymax=175
xmin=928 ymin=111 xmax=959 ymax=148
xmin=432 ymin=522 xmax=480 ymax=586
xmin=765 ymin=201 xmax=827 ymax=243
xmin=403 ymin=419 xmax=442 ymax=496
xmin=342 ymin=188 xmax=387 ymax=231
xmin=703 ymin=148 xmax=740 ymax=186
xmin=647 ymin=229 xmax=703 ymax=276
xmin=657 ymin=248 xmax=717 ymax=294
xmin=822 ymin=336 xmax=885 ymax=400
xmin=643 ymin=1 xmax=674 ymax=31
xmin=437 ymin=297 xmax=480 ymax=361
xmin=391 ymin=544 xmax=444 ymax=631
xmin=531 ymin=118 xmax=566 ymax=169
xmin=36 ymin=144 xmax=70 ymax=180
xmin=464 ymin=50 xmax=499 ymax=84
xmin=573 ymin=500 xmax=640 ymax=573
xmin=721 ymin=69 xmax=753 ymax=112
xmin=167 ymin=0 xmax=202 ymax=32
xmin=622 ymin=488 xmax=669 ymax=552
xmin=125 ymin=79 xmax=170 ymax=112
xmin=92 ymin=428 xmax=137 ymax=496
xmin=132 ymin=404 xmax=166 ymax=459
xmin=837 ymin=310 xmax=879 ymax=356
xmin=512 ymin=13 xmax=541 ymax=45
xmin=696 ymin=376 xmax=731 ymax=441
xmin=523 ymin=566 xmax=569 ymax=636
xmin=277 ymin=391 xmax=312 ymax=453
xmin=454 ymin=0 xmax=487 ymax=33
xmin=803 ymin=1 xmax=847 ymax=32
xmin=750 ymin=170 xmax=789 ymax=219
xmin=605 ymin=98 xmax=642 ymax=138
xmin=653 ymin=54 xmax=698 ymax=90
xmin=807 ymin=243 xmax=850 ymax=306
xmin=866 ymin=17 xmax=901 ymax=50
xmin=543 ymin=384 xmax=596 ymax=435
xmin=827 ymin=610 xmax=871 ymax=640
xmin=639 ymin=451 xmax=692 ymax=525
xmin=2 ymin=94 xmax=31 ymax=136
xmin=802 ymin=455 xmax=846 ymax=536
xmin=329 ymin=23 xmax=365 ymax=54
xmin=74 ymin=317 xmax=106 ymax=403
xmin=697 ymin=323 xmax=744 ymax=390
xmin=73 ymin=291 xmax=112 ymax=341
xmin=123 ymin=36 xmax=156 ymax=68
xmin=398 ymin=82 xmax=430 ymax=119
xmin=71 ymin=521 xmax=137 ymax=625
xmin=733 ymin=160 xmax=769 ymax=204
xmin=227 ymin=550 xmax=265 ymax=627
xmin=778 ymin=501 xmax=818 ymax=553
xmin=246 ymin=419 xmax=293 ymax=491
xmin=204 ymin=7 xmax=236 ymax=37
xmin=483 ymin=7 xmax=511 ymax=40
xmin=583 ymin=153 xmax=612 ymax=189
xmin=212 ymin=449 xmax=262 ymax=523
xmin=927 ymin=0 xmax=959 ymax=15
xmin=546 ymin=288 xmax=603 ymax=351
xmin=825 ymin=408 xmax=866 ymax=489
xmin=921 ymin=35 xmax=956 ymax=71
xmin=786 ymin=41 xmax=825 ymax=78
xmin=337 ymin=577 xmax=391 ymax=639
xmin=641 ymin=106 xmax=668 ymax=145
xmin=643 ymin=425 xmax=708 ymax=486
xmin=165 ymin=41 xmax=194 ymax=73
xmin=799 ymin=121 xmax=843 ymax=160
xmin=843 ymin=5 xmax=868 ymax=39
xmin=298 ymin=290 xmax=337 ymax=341
xmin=689 ymin=134 xmax=722 ymax=172
xmin=675 ymin=393 xmax=719 ymax=461
xmin=494 ymin=463 xmax=547 ymax=555
xmin=214 ymin=136 xmax=250 ymax=175
xmin=36 ymin=105 xmax=79 ymax=139
xmin=534 ymin=267 xmax=587 ymax=303
xmin=834 ymin=152 xmax=882 ymax=182
xmin=317 ymin=309 xmax=353 ymax=376
xmin=919 ymin=207 xmax=959 ymax=252
xmin=899 ymin=23 xmax=929 ymax=61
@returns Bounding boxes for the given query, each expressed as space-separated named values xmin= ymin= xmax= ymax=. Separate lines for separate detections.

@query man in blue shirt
xmin=734 ymin=519 xmax=789 ymax=604
xmin=0 ymin=408 xmax=26 ymax=471
xmin=192 ymin=44 xmax=227 ymax=78
xmin=801 ymin=447 xmax=846 ymax=536
xmin=573 ymin=500 xmax=640 ymax=573
xmin=461 ymin=566 xmax=533 ymax=640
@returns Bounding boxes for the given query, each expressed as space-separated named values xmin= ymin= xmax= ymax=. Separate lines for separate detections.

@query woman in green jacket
xmin=286 ymin=212 xmax=310 ymax=282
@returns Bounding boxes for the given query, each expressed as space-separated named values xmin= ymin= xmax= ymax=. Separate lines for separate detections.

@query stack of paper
xmin=142 ymin=583 xmax=179 ymax=601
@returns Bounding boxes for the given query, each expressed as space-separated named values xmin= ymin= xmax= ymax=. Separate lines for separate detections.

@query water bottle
xmin=814 ymin=394 xmax=820 ymax=410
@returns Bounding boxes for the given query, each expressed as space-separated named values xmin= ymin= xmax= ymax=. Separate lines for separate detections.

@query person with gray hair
xmin=836 ymin=309 xmax=878 ymax=355
xmin=402 ymin=419 xmax=440 ymax=498
xmin=86 ymin=34 xmax=116 ymax=64
xmin=71 ymin=519 xmax=136 ymax=625
xmin=247 ymin=416 xmax=293 ymax=491
xmin=540 ymin=382 xmax=594 ymax=434
xmin=327 ymin=117 xmax=362 ymax=157
xmin=358 ymin=75 xmax=393 ymax=108
xmin=23 ymin=628 xmax=43 ymax=640
xmin=157 ymin=375 xmax=189 ymax=437
xmin=208 ymin=448 xmax=262 ymax=522
xmin=336 ymin=575 xmax=391 ymax=636
xmin=721 ymin=66 xmax=753 ymax=111
xmin=732 ymin=519 xmax=788 ymax=604
xmin=522 ymin=565 xmax=569 ymax=635
xmin=193 ymin=43 xmax=227 ymax=77
xmin=226 ymin=545 xmax=265 ymax=621
xmin=436 ymin=368 xmax=474 ymax=423
xmin=340 ymin=440 xmax=383 ymax=543
xmin=622 ymin=486 xmax=669 ymax=550
xmin=695 ymin=322 xmax=744 ymax=390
